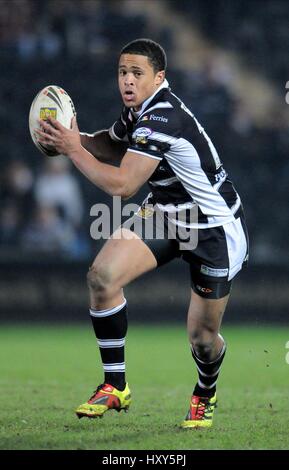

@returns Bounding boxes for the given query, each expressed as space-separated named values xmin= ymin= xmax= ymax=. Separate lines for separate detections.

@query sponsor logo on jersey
xmin=133 ymin=127 xmax=152 ymax=137
xmin=200 ymin=265 xmax=228 ymax=277
xmin=141 ymin=115 xmax=149 ymax=121
xmin=133 ymin=127 xmax=152 ymax=145
xmin=40 ymin=107 xmax=57 ymax=120
xmin=149 ymin=114 xmax=168 ymax=123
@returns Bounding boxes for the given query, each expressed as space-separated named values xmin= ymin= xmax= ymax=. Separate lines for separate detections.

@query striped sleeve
xmin=109 ymin=107 xmax=129 ymax=142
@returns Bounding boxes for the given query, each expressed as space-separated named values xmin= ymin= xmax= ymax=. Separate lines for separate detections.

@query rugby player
xmin=36 ymin=39 xmax=249 ymax=428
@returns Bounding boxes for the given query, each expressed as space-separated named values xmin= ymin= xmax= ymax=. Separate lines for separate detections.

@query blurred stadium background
xmin=0 ymin=0 xmax=288 ymax=325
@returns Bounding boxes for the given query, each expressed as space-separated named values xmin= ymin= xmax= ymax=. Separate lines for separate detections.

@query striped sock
xmin=191 ymin=335 xmax=226 ymax=398
xmin=89 ymin=299 xmax=127 ymax=391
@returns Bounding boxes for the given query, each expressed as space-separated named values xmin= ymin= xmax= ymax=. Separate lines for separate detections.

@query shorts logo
xmin=200 ymin=265 xmax=228 ymax=277
xmin=133 ymin=127 xmax=152 ymax=145
xmin=196 ymin=285 xmax=213 ymax=294
xmin=40 ymin=107 xmax=57 ymax=120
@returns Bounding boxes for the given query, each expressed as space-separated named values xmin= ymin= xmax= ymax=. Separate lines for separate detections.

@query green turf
xmin=0 ymin=323 xmax=288 ymax=450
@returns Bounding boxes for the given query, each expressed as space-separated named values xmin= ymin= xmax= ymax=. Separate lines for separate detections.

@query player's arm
xmin=70 ymin=147 xmax=159 ymax=198
xmin=80 ymin=130 xmax=128 ymax=165
xmin=35 ymin=116 xmax=160 ymax=198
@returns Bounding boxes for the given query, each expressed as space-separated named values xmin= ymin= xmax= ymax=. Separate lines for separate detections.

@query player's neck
xmin=131 ymin=79 xmax=169 ymax=117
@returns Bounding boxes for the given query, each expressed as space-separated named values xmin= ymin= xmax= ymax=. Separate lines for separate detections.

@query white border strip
xmin=150 ymin=176 xmax=179 ymax=187
xmin=195 ymin=364 xmax=221 ymax=378
xmin=109 ymin=123 xmax=123 ymax=142
xmin=90 ymin=299 xmax=127 ymax=318
xmin=128 ymin=148 xmax=163 ymax=161
xmin=97 ymin=338 xmax=125 ymax=348
xmin=103 ymin=363 xmax=125 ymax=372
xmin=139 ymin=101 xmax=173 ymax=118
xmin=198 ymin=379 xmax=217 ymax=390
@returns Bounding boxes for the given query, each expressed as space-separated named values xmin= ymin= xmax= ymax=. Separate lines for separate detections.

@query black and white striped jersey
xmin=109 ymin=80 xmax=242 ymax=229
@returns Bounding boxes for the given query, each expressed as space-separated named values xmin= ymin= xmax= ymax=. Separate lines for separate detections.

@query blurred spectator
xmin=230 ymin=98 xmax=254 ymax=136
xmin=0 ymin=159 xmax=34 ymax=225
xmin=183 ymin=58 xmax=235 ymax=147
xmin=0 ymin=203 xmax=21 ymax=246
xmin=0 ymin=159 xmax=34 ymax=198
xmin=0 ymin=160 xmax=33 ymax=251
xmin=34 ymin=156 xmax=84 ymax=228
xmin=21 ymin=204 xmax=78 ymax=255
xmin=65 ymin=0 xmax=109 ymax=56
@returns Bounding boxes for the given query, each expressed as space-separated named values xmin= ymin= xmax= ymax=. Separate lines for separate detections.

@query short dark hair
xmin=120 ymin=38 xmax=167 ymax=73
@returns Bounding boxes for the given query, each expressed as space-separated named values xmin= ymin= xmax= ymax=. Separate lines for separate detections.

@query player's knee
xmin=190 ymin=329 xmax=217 ymax=361
xmin=193 ymin=341 xmax=214 ymax=361
xmin=87 ymin=263 xmax=114 ymax=299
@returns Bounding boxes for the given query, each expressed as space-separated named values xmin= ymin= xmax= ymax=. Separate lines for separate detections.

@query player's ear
xmin=155 ymin=70 xmax=165 ymax=85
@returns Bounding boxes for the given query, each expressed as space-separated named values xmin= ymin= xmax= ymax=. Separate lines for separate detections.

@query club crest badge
xmin=40 ymin=107 xmax=57 ymax=120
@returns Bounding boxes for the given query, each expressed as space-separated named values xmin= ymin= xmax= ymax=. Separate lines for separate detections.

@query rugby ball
xmin=29 ymin=85 xmax=76 ymax=157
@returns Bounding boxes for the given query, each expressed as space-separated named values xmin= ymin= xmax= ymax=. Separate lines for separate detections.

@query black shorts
xmin=122 ymin=203 xmax=249 ymax=300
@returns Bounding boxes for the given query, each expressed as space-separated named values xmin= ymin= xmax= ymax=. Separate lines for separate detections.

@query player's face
xmin=118 ymin=54 xmax=165 ymax=111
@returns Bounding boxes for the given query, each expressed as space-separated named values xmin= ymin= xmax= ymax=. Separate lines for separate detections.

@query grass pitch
xmin=0 ymin=323 xmax=288 ymax=450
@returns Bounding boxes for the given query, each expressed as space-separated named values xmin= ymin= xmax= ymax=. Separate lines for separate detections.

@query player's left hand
xmin=35 ymin=116 xmax=81 ymax=156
